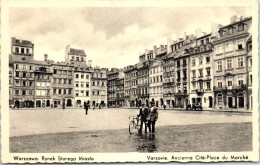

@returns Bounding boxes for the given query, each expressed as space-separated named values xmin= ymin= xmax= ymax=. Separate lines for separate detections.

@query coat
xmin=149 ymin=107 xmax=158 ymax=122
xmin=139 ymin=107 xmax=149 ymax=122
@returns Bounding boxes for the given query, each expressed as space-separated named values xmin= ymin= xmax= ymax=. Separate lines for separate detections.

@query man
xmin=138 ymin=104 xmax=149 ymax=134
xmin=84 ymin=102 xmax=89 ymax=115
xmin=147 ymin=101 xmax=158 ymax=134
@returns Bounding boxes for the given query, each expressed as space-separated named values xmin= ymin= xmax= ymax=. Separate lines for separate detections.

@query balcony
xmin=175 ymin=90 xmax=188 ymax=96
xmin=196 ymin=89 xmax=204 ymax=95
xmin=213 ymin=86 xmax=227 ymax=91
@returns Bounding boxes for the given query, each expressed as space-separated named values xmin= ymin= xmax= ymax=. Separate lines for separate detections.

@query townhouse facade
xmin=91 ymin=67 xmax=108 ymax=108
xmin=9 ymin=15 xmax=253 ymax=110
xmin=212 ymin=16 xmax=252 ymax=109
xmin=188 ymin=34 xmax=214 ymax=109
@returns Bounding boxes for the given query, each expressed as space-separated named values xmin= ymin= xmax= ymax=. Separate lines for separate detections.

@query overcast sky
xmin=10 ymin=7 xmax=251 ymax=68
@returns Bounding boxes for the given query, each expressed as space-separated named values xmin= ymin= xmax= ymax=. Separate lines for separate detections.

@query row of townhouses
xmin=9 ymin=15 xmax=252 ymax=110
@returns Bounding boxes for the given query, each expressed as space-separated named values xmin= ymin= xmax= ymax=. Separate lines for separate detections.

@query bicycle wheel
xmin=129 ymin=121 xmax=135 ymax=134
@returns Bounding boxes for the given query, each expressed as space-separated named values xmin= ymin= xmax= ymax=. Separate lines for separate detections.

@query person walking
xmin=147 ymin=101 xmax=158 ymax=134
xmin=84 ymin=102 xmax=89 ymax=115
xmin=138 ymin=103 xmax=149 ymax=134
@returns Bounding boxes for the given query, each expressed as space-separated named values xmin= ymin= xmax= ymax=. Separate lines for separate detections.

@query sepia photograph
xmin=1 ymin=0 xmax=259 ymax=163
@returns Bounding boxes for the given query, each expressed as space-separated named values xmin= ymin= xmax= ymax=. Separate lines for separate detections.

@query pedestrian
xmin=147 ymin=101 xmax=158 ymax=134
xmin=163 ymin=104 xmax=166 ymax=110
xmin=138 ymin=103 xmax=149 ymax=134
xmin=84 ymin=102 xmax=89 ymax=115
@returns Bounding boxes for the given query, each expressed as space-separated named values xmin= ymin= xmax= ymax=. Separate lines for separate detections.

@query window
xmin=26 ymin=49 xmax=29 ymax=54
xmin=199 ymin=82 xmax=203 ymax=89
xmin=192 ymin=59 xmax=195 ymax=66
xmin=22 ymin=90 xmax=26 ymax=95
xmin=54 ymin=70 xmax=57 ymax=74
xmin=226 ymin=42 xmax=233 ymax=52
xmin=238 ymin=24 xmax=244 ymax=32
xmin=218 ymin=82 xmax=222 ymax=88
xmin=199 ymin=69 xmax=203 ymax=77
xmin=81 ymin=75 xmax=84 ymax=79
xmin=206 ymin=81 xmax=211 ymax=89
xmin=216 ymin=45 xmax=223 ymax=54
xmin=15 ymin=80 xmax=19 ymax=86
xmin=68 ymin=71 xmax=72 ymax=76
xmin=76 ymin=83 xmax=79 ymax=87
xmin=21 ymin=48 xmax=24 ymax=54
xmin=68 ymin=89 xmax=72 ymax=94
xmin=192 ymin=82 xmax=196 ymax=88
xmin=97 ymin=91 xmax=100 ymax=96
xmin=76 ymin=57 xmax=79 ymax=61
xmin=69 ymin=79 xmax=72 ymax=84
xmin=15 ymin=47 xmax=19 ymax=53
xmin=177 ymin=60 xmax=180 ymax=67
xmin=238 ymin=76 xmax=244 ymax=86
xmin=53 ymin=89 xmax=57 ymax=94
xmin=15 ymin=90 xmax=19 ymax=95
xmin=22 ymin=65 xmax=26 ymax=70
xmin=86 ymin=91 xmax=89 ymax=96
xmin=86 ymin=75 xmax=89 ymax=79
xmin=86 ymin=83 xmax=89 ymax=88
xmin=238 ymin=57 xmax=244 ymax=67
xmin=206 ymin=68 xmax=211 ymax=76
xmin=237 ymin=40 xmax=244 ymax=50
xmin=23 ymin=72 xmax=26 ymax=78
xmin=206 ymin=56 xmax=210 ymax=63
xmin=199 ymin=57 xmax=203 ymax=65
xmin=76 ymin=74 xmax=79 ymax=78
xmin=248 ymin=43 xmax=252 ymax=52
xmin=16 ymin=72 xmax=19 ymax=77
xmin=30 ymin=81 xmax=33 ymax=86
xmin=183 ymin=59 xmax=187 ymax=66
xmin=228 ymin=81 xmax=232 ymax=86
xmin=58 ymin=89 xmax=62 ymax=94
xmin=227 ymin=59 xmax=232 ymax=69
xmin=92 ymin=81 xmax=95 ymax=86
xmin=81 ymin=83 xmax=84 ymax=87
xmin=92 ymin=91 xmax=95 ymax=95
xmin=64 ymin=89 xmax=66 ymax=94
xmin=29 ymin=90 xmax=33 ymax=95
xmin=217 ymin=61 xmax=222 ymax=71
xmin=64 ymin=79 xmax=67 ymax=84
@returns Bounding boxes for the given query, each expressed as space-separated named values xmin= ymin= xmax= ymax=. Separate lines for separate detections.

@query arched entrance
xmin=171 ymin=100 xmax=175 ymax=108
xmin=15 ymin=100 xmax=20 ymax=108
xmin=46 ymin=100 xmax=50 ymax=107
xmin=67 ymin=99 xmax=72 ymax=107
xmin=238 ymin=93 xmax=244 ymax=108
xmin=217 ymin=93 xmax=223 ymax=107
xmin=36 ymin=100 xmax=41 ymax=108
xmin=209 ymin=96 xmax=213 ymax=108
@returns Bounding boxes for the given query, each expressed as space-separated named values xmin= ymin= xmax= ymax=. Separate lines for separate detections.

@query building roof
xmin=68 ymin=48 xmax=86 ymax=57
xmin=166 ymin=42 xmax=195 ymax=59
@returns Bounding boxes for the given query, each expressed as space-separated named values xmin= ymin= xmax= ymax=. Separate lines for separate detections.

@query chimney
xmin=167 ymin=38 xmax=172 ymax=53
xmin=183 ymin=32 xmax=187 ymax=40
xmin=145 ymin=49 xmax=148 ymax=55
xmin=195 ymin=28 xmax=202 ymax=38
xmin=230 ymin=15 xmax=237 ymax=23
xmin=44 ymin=54 xmax=48 ymax=61
xmin=211 ymin=23 xmax=222 ymax=37
xmin=153 ymin=45 xmax=157 ymax=56
xmin=88 ymin=60 xmax=92 ymax=67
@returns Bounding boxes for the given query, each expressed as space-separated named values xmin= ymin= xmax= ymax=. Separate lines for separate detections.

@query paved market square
xmin=9 ymin=108 xmax=252 ymax=152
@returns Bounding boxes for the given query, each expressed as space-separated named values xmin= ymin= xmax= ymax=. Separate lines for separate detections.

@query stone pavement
xmin=10 ymin=108 xmax=252 ymax=137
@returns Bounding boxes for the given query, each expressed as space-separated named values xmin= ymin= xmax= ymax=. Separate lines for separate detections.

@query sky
xmin=10 ymin=7 xmax=251 ymax=68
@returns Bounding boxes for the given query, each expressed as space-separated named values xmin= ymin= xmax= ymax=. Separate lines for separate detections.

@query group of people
xmin=138 ymin=101 xmax=158 ymax=134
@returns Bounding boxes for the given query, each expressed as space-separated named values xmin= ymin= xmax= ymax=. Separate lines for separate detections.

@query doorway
xmin=228 ymin=97 xmax=232 ymax=108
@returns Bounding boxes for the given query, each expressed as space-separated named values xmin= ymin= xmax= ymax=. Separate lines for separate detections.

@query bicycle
xmin=129 ymin=115 xmax=141 ymax=134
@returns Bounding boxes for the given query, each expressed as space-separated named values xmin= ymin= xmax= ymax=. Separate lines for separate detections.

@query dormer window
xmin=238 ymin=23 xmax=245 ymax=32
xmin=219 ymin=30 xmax=226 ymax=37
